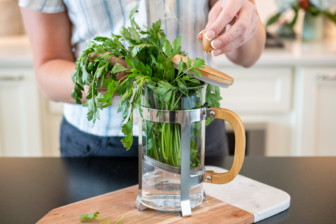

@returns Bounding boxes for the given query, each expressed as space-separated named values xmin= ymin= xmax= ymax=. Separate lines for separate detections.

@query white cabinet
xmin=219 ymin=67 xmax=293 ymax=113
xmin=315 ymin=76 xmax=336 ymax=155
xmin=217 ymin=65 xmax=294 ymax=156
xmin=217 ymin=63 xmax=336 ymax=156
xmin=0 ymin=68 xmax=42 ymax=156
xmin=293 ymin=66 xmax=336 ymax=156
xmin=39 ymin=98 xmax=62 ymax=156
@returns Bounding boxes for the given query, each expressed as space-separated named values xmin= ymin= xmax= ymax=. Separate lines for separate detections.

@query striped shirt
xmin=19 ymin=0 xmax=210 ymax=136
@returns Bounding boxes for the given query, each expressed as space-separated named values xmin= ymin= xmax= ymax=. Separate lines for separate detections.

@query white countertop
xmin=0 ymin=35 xmax=335 ymax=68
xmin=0 ymin=35 xmax=33 ymax=67
xmin=213 ymin=39 xmax=336 ymax=68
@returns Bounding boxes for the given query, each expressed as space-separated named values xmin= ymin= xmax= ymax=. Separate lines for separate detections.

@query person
xmin=19 ymin=0 xmax=266 ymax=157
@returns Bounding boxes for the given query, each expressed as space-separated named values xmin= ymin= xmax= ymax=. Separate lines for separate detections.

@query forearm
xmin=226 ymin=20 xmax=266 ymax=67
xmin=20 ymin=9 xmax=77 ymax=103
xmin=36 ymin=59 xmax=76 ymax=103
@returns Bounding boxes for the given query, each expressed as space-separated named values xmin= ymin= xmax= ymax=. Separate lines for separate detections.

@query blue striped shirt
xmin=19 ymin=0 xmax=209 ymax=136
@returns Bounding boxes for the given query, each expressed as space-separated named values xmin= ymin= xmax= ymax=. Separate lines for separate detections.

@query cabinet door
xmin=217 ymin=66 xmax=293 ymax=156
xmin=315 ymin=71 xmax=336 ymax=155
xmin=39 ymin=98 xmax=62 ymax=156
xmin=219 ymin=67 xmax=292 ymax=113
xmin=0 ymin=69 xmax=42 ymax=156
xmin=294 ymin=66 xmax=336 ymax=156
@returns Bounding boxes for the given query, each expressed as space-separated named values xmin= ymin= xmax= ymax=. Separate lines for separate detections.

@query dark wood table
xmin=0 ymin=156 xmax=335 ymax=224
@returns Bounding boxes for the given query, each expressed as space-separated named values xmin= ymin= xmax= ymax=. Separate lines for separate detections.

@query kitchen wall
xmin=0 ymin=0 xmax=25 ymax=36
xmin=255 ymin=0 xmax=278 ymax=24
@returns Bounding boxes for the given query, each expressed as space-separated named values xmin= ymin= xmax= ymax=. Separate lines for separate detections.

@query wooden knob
xmin=202 ymin=32 xmax=213 ymax=52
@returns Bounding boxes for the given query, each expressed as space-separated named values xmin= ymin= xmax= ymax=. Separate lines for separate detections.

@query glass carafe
xmin=136 ymin=84 xmax=246 ymax=217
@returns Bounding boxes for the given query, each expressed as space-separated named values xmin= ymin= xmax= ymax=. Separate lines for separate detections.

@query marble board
xmin=204 ymin=166 xmax=291 ymax=222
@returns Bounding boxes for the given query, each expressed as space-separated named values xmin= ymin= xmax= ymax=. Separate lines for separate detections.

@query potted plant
xmin=267 ymin=0 xmax=336 ymax=40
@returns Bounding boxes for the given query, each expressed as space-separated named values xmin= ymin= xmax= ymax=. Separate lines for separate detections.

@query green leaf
xmin=163 ymin=40 xmax=172 ymax=56
xmin=81 ymin=64 xmax=91 ymax=84
xmin=156 ymin=81 xmax=174 ymax=96
xmin=206 ymin=84 xmax=222 ymax=108
xmin=131 ymin=43 xmax=153 ymax=57
xmin=121 ymin=116 xmax=133 ymax=150
xmin=129 ymin=27 xmax=141 ymax=42
xmin=80 ymin=211 xmax=123 ymax=224
xmin=186 ymin=57 xmax=192 ymax=69
xmin=192 ymin=70 xmax=202 ymax=77
xmin=120 ymin=27 xmax=131 ymax=40
xmin=191 ymin=57 xmax=204 ymax=70
xmin=111 ymin=62 xmax=128 ymax=74
xmin=188 ymin=78 xmax=201 ymax=84
xmin=80 ymin=212 xmax=99 ymax=222
xmin=94 ymin=45 xmax=106 ymax=53
xmin=266 ymin=12 xmax=282 ymax=26
xmin=152 ymin=20 xmax=162 ymax=32
xmin=172 ymin=36 xmax=181 ymax=54
xmin=164 ymin=90 xmax=173 ymax=103
xmin=177 ymin=80 xmax=187 ymax=89
xmin=129 ymin=6 xmax=139 ymax=19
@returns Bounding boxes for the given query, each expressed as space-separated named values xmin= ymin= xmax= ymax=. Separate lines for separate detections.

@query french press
xmin=135 ymin=38 xmax=246 ymax=217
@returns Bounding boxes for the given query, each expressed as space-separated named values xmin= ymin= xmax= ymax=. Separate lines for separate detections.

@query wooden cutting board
xmin=37 ymin=185 xmax=254 ymax=224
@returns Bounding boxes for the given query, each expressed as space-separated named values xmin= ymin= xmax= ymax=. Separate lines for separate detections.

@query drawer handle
xmin=316 ymin=73 xmax=336 ymax=81
xmin=0 ymin=75 xmax=24 ymax=81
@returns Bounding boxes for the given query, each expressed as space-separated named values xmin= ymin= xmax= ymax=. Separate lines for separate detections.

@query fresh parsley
xmin=72 ymin=9 xmax=222 ymax=166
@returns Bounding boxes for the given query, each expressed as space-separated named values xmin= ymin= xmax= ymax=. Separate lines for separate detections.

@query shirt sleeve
xmin=18 ymin=0 xmax=66 ymax=13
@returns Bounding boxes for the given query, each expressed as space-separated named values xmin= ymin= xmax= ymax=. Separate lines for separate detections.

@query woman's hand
xmin=198 ymin=0 xmax=260 ymax=56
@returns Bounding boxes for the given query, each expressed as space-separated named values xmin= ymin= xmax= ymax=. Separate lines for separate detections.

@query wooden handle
xmin=204 ymin=108 xmax=246 ymax=184
xmin=202 ymin=35 xmax=213 ymax=52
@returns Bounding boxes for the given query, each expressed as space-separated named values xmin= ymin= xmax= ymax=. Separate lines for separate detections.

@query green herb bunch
xmin=71 ymin=8 xmax=222 ymax=160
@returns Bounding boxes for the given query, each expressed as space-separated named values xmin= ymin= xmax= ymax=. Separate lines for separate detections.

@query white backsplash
xmin=255 ymin=0 xmax=278 ymax=24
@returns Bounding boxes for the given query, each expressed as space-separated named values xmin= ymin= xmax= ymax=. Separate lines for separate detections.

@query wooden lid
xmin=171 ymin=54 xmax=234 ymax=86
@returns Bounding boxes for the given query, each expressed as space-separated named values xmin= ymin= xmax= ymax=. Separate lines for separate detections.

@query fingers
xmin=115 ymin=71 xmax=128 ymax=81
xmin=204 ymin=0 xmax=259 ymax=56
xmin=197 ymin=0 xmax=224 ymax=40
xmin=205 ymin=0 xmax=244 ymax=40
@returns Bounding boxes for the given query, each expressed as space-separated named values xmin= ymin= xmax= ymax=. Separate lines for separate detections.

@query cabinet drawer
xmin=0 ymin=69 xmax=28 ymax=84
xmin=219 ymin=67 xmax=293 ymax=113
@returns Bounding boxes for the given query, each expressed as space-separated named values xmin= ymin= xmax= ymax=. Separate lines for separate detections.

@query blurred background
xmin=0 ymin=0 xmax=335 ymax=157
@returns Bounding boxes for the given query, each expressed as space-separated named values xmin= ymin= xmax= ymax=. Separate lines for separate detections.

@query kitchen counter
xmin=0 ymin=35 xmax=33 ymax=67
xmin=213 ymin=39 xmax=336 ymax=67
xmin=1 ymin=35 xmax=336 ymax=67
xmin=0 ymin=156 xmax=335 ymax=224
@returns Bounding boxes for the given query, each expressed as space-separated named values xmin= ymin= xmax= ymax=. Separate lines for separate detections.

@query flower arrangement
xmin=267 ymin=0 xmax=336 ymax=33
